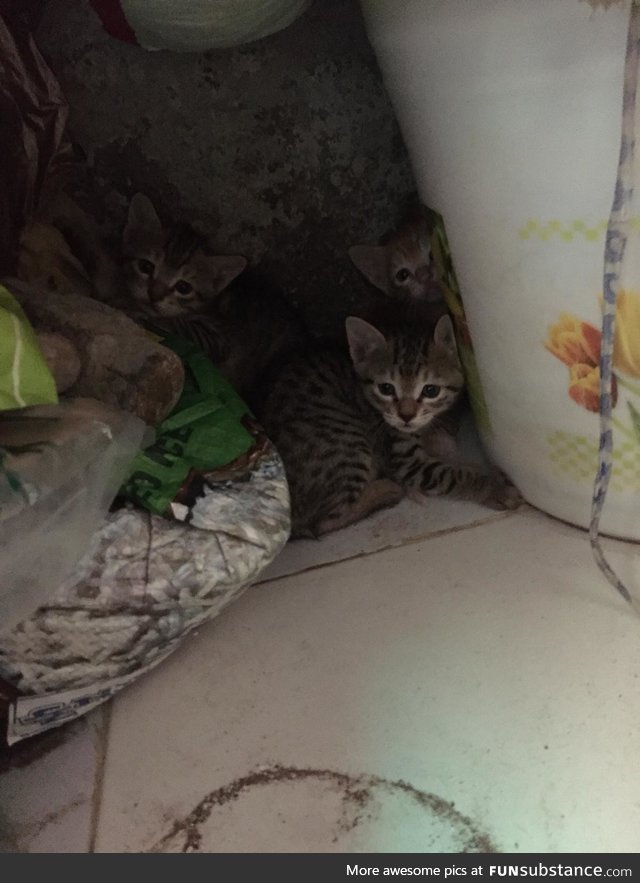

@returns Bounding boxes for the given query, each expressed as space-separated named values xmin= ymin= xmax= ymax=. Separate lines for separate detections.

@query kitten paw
xmin=483 ymin=475 xmax=525 ymax=511
xmin=406 ymin=486 xmax=430 ymax=507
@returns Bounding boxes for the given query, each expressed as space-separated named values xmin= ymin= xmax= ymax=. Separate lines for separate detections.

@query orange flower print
xmin=545 ymin=314 xmax=601 ymax=368
xmin=546 ymin=313 xmax=617 ymax=414
xmin=568 ymin=363 xmax=618 ymax=413
xmin=613 ymin=291 xmax=640 ymax=378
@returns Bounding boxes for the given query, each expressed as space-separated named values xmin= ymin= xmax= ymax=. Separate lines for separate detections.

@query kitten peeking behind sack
xmin=122 ymin=193 xmax=305 ymax=402
xmin=122 ymin=193 xmax=246 ymax=317
xmin=349 ymin=203 xmax=446 ymax=319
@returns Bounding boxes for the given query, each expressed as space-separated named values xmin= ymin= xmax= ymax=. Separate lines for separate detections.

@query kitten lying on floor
xmin=257 ymin=304 xmax=521 ymax=539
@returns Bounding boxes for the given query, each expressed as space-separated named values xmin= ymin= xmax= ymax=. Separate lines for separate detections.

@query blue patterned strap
xmin=591 ymin=0 xmax=640 ymax=614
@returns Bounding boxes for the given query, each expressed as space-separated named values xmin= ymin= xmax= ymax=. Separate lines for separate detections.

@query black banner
xmin=0 ymin=854 xmax=638 ymax=880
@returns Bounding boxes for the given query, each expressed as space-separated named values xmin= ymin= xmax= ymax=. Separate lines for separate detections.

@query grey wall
xmin=36 ymin=0 xmax=416 ymax=336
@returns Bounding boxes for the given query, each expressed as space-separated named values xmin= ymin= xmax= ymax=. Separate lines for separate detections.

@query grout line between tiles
xmin=88 ymin=700 xmax=113 ymax=854
xmin=256 ymin=507 xmax=527 ymax=587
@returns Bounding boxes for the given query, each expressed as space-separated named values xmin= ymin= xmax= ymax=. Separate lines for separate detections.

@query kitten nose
xmin=398 ymin=398 xmax=417 ymax=423
xmin=149 ymin=281 xmax=167 ymax=303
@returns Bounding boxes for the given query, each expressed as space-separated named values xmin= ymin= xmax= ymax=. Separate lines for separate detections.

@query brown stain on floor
xmin=150 ymin=764 xmax=497 ymax=853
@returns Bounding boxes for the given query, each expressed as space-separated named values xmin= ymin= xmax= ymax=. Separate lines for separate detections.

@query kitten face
xmin=386 ymin=216 xmax=441 ymax=301
xmin=122 ymin=193 xmax=246 ymax=317
xmin=346 ymin=315 xmax=463 ymax=434
xmin=349 ymin=208 xmax=442 ymax=303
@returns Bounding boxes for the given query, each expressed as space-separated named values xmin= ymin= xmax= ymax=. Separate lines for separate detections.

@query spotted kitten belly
xmin=259 ymin=351 xmax=396 ymax=538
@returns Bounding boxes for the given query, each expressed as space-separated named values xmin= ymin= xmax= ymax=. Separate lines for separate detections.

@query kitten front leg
xmin=388 ymin=434 xmax=523 ymax=510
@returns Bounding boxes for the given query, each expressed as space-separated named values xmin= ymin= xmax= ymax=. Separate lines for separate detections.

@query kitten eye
xmin=395 ymin=268 xmax=411 ymax=283
xmin=421 ymin=384 xmax=441 ymax=399
xmin=377 ymin=382 xmax=396 ymax=397
xmin=174 ymin=280 xmax=193 ymax=295
xmin=137 ymin=258 xmax=155 ymax=276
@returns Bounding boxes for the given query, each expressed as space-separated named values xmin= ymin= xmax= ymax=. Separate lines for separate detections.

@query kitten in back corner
xmin=349 ymin=203 xmax=447 ymax=315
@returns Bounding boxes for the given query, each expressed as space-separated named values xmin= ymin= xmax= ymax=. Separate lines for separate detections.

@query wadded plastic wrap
xmin=0 ymin=399 xmax=147 ymax=631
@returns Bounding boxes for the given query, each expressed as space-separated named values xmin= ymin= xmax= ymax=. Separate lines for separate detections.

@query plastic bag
xmin=0 ymin=398 xmax=148 ymax=631
xmin=0 ymin=12 xmax=74 ymax=276
xmin=120 ymin=334 xmax=254 ymax=517
xmin=0 ymin=284 xmax=58 ymax=411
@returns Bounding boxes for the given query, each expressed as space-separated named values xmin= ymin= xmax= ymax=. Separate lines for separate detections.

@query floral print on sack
xmin=546 ymin=291 xmax=640 ymax=438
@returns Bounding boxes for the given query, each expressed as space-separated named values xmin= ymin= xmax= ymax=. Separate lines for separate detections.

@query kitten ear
xmin=207 ymin=255 xmax=248 ymax=294
xmin=348 ymin=245 xmax=389 ymax=293
xmin=433 ymin=314 xmax=458 ymax=353
xmin=124 ymin=193 xmax=163 ymax=246
xmin=345 ymin=316 xmax=388 ymax=368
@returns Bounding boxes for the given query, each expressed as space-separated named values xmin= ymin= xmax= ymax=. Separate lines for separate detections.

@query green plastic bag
xmin=120 ymin=333 xmax=254 ymax=517
xmin=0 ymin=285 xmax=58 ymax=411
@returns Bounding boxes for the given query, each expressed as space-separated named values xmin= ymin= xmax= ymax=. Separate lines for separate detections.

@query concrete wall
xmin=36 ymin=0 xmax=416 ymax=335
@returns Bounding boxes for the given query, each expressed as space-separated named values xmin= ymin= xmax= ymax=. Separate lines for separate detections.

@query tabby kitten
xmin=352 ymin=204 xmax=464 ymax=457
xmin=165 ymin=271 xmax=307 ymax=404
xmin=123 ymin=193 xmax=306 ymax=401
xmin=349 ymin=204 xmax=446 ymax=313
xmin=259 ymin=312 xmax=520 ymax=539
xmin=123 ymin=193 xmax=247 ymax=317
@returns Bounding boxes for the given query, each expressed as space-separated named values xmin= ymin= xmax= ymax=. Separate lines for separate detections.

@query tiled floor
xmin=2 ymin=497 xmax=640 ymax=853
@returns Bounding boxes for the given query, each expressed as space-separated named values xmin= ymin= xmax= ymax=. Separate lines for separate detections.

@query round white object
xmin=121 ymin=0 xmax=311 ymax=51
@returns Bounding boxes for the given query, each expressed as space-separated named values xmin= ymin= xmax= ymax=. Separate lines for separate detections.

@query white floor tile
xmin=259 ymin=497 xmax=502 ymax=582
xmin=0 ymin=707 xmax=107 ymax=853
xmin=91 ymin=509 xmax=640 ymax=853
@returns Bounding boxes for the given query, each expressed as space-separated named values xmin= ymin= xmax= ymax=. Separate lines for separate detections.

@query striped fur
xmin=122 ymin=193 xmax=246 ymax=317
xmin=122 ymin=194 xmax=305 ymax=400
xmin=155 ymin=281 xmax=306 ymax=402
xmin=259 ymin=314 xmax=521 ymax=538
